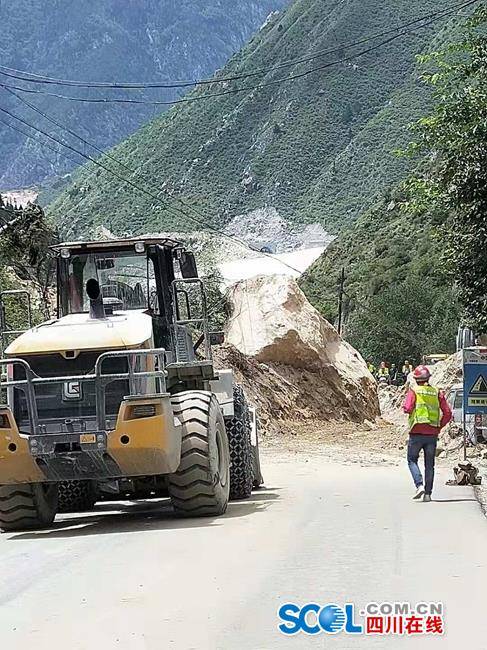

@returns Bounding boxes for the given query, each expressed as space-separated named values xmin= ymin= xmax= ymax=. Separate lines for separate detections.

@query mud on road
xmin=262 ymin=417 xmax=406 ymax=467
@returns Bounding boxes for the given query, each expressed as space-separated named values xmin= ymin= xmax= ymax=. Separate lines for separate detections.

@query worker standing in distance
xmin=376 ymin=361 xmax=390 ymax=384
xmin=389 ymin=363 xmax=398 ymax=385
xmin=367 ymin=361 xmax=376 ymax=377
xmin=403 ymin=365 xmax=452 ymax=502
xmin=402 ymin=360 xmax=413 ymax=376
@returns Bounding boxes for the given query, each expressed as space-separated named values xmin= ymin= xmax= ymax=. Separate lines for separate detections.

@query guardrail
xmin=0 ymin=348 xmax=167 ymax=434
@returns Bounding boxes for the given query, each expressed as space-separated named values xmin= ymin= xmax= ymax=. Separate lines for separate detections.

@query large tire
xmin=227 ymin=385 xmax=253 ymax=500
xmin=58 ymin=480 xmax=98 ymax=513
xmin=168 ymin=391 xmax=230 ymax=517
xmin=0 ymin=483 xmax=58 ymax=532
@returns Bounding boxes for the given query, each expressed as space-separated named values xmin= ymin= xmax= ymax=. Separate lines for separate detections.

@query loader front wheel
xmin=227 ymin=384 xmax=253 ymax=500
xmin=0 ymin=483 xmax=58 ymax=532
xmin=168 ymin=391 xmax=230 ymax=517
xmin=58 ymin=480 xmax=98 ymax=513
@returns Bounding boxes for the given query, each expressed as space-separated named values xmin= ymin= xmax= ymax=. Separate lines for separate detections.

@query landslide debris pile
xmin=430 ymin=352 xmax=462 ymax=390
xmin=224 ymin=209 xmax=333 ymax=254
xmin=378 ymin=384 xmax=408 ymax=429
xmin=378 ymin=353 xmax=464 ymax=450
xmin=430 ymin=352 xmax=464 ymax=454
xmin=218 ymin=275 xmax=379 ymax=434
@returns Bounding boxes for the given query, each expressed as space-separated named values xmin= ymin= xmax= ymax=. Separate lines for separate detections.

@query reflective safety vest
xmin=409 ymin=384 xmax=441 ymax=430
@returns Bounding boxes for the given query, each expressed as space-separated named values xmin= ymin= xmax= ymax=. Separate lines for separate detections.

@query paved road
xmin=1 ymin=451 xmax=486 ymax=649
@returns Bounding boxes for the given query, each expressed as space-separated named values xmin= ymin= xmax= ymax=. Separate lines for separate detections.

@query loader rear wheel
xmin=168 ymin=391 xmax=230 ymax=517
xmin=58 ymin=480 xmax=98 ymax=513
xmin=227 ymin=384 xmax=253 ymax=500
xmin=0 ymin=483 xmax=58 ymax=532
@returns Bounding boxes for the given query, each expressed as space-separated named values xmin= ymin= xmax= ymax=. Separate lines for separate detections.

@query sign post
xmin=462 ymin=347 xmax=487 ymax=460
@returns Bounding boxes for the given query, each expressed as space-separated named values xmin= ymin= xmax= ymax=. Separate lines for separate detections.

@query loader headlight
xmin=129 ymin=404 xmax=157 ymax=419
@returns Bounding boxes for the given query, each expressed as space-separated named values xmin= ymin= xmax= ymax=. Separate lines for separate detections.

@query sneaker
xmin=413 ymin=485 xmax=425 ymax=500
xmin=423 ymin=494 xmax=432 ymax=503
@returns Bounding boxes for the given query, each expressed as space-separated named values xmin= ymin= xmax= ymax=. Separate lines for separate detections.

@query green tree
xmin=347 ymin=277 xmax=458 ymax=364
xmin=204 ymin=271 xmax=230 ymax=331
xmin=408 ymin=7 xmax=487 ymax=331
xmin=0 ymin=204 xmax=58 ymax=320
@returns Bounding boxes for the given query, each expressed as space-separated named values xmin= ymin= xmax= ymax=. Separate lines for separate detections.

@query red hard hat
xmin=413 ymin=365 xmax=431 ymax=381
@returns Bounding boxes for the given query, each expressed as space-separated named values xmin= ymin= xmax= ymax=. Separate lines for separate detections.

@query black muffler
xmin=86 ymin=279 xmax=106 ymax=320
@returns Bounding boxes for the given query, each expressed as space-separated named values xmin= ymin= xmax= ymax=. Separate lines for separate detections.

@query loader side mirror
xmin=209 ymin=331 xmax=225 ymax=346
xmin=180 ymin=252 xmax=198 ymax=279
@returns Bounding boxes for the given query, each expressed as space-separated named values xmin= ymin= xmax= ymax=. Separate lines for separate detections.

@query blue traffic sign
xmin=463 ymin=348 xmax=487 ymax=414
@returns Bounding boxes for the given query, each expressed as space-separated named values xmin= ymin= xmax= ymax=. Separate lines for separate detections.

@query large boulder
xmin=225 ymin=275 xmax=379 ymax=423
xmin=226 ymin=275 xmax=371 ymax=374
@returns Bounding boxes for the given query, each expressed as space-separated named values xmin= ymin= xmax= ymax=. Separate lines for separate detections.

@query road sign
xmin=463 ymin=348 xmax=487 ymax=413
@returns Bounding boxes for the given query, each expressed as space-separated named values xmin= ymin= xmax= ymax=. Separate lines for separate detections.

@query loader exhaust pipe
xmin=86 ymin=279 xmax=106 ymax=320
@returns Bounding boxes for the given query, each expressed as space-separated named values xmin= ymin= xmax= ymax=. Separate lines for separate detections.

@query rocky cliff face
xmin=0 ymin=0 xmax=288 ymax=187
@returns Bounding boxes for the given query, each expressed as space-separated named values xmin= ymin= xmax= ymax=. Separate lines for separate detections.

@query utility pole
xmin=337 ymin=267 xmax=345 ymax=336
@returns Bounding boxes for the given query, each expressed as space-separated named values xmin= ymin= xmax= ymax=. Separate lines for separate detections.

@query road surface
xmin=1 ymin=450 xmax=486 ymax=649
xmin=218 ymin=247 xmax=326 ymax=286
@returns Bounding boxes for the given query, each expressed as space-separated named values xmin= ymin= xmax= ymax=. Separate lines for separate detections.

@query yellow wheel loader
xmin=0 ymin=237 xmax=263 ymax=531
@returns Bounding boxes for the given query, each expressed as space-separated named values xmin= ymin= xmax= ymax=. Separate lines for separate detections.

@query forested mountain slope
xmin=299 ymin=190 xmax=460 ymax=363
xmin=0 ymin=0 xmax=288 ymax=187
xmin=48 ymin=0 xmax=458 ymax=238
xmin=299 ymin=8 xmax=480 ymax=362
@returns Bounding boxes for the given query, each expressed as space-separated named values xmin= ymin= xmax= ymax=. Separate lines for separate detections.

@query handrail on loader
xmin=0 ymin=348 xmax=167 ymax=434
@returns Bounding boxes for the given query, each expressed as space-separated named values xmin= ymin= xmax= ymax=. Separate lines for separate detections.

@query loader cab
xmin=53 ymin=238 xmax=198 ymax=353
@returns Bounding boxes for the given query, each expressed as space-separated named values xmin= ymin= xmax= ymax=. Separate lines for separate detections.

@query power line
xmin=2 ymin=86 xmax=306 ymax=274
xmin=0 ymin=101 xmax=305 ymax=275
xmin=0 ymin=115 xmax=81 ymax=166
xmin=0 ymin=0 xmax=477 ymax=279
xmin=0 ymin=0 xmax=478 ymax=91
xmin=0 ymin=3 xmax=475 ymax=109
xmin=3 ymin=86 xmax=170 ymax=179
xmin=0 ymin=0 xmax=468 ymax=278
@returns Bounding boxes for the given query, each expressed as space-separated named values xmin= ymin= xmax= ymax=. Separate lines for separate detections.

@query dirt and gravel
xmin=0 ymin=348 xmax=483 ymax=648
xmin=215 ymin=345 xmax=380 ymax=436
xmin=262 ymin=418 xmax=406 ymax=467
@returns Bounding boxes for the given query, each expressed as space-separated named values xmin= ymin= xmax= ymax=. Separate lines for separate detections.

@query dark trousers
xmin=407 ymin=434 xmax=438 ymax=495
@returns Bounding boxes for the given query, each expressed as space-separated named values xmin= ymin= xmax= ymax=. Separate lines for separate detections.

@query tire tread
xmin=0 ymin=483 xmax=58 ymax=532
xmin=168 ymin=390 xmax=229 ymax=517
